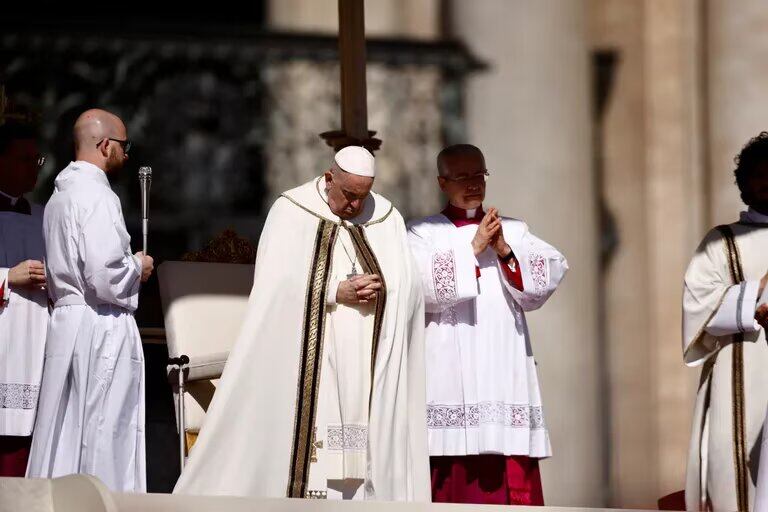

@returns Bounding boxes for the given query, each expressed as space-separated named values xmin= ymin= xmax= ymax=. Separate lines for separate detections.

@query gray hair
xmin=437 ymin=144 xmax=485 ymax=176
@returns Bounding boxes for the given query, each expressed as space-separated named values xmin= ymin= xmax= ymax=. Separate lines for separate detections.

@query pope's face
xmin=325 ymin=170 xmax=374 ymax=220
xmin=437 ymin=152 xmax=487 ymax=210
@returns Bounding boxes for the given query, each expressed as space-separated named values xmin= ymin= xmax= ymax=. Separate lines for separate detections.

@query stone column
xmin=643 ymin=1 xmax=704 ymax=505
xmin=589 ymin=0 xmax=704 ymax=507
xmin=452 ymin=0 xmax=603 ymax=506
xmin=707 ymin=0 xmax=768 ymax=225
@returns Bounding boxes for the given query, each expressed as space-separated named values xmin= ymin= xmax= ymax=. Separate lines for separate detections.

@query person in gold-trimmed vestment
xmin=683 ymin=132 xmax=768 ymax=512
xmin=174 ymin=146 xmax=430 ymax=502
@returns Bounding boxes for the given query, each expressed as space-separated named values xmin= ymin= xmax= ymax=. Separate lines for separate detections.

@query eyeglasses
xmin=441 ymin=171 xmax=490 ymax=183
xmin=97 ymin=138 xmax=132 ymax=155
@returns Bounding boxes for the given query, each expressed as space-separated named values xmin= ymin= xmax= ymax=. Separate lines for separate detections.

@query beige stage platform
xmin=0 ymin=475 xmax=653 ymax=512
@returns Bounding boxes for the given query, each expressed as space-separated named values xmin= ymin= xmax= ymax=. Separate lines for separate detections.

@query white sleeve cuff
xmin=706 ymin=280 xmax=760 ymax=336
xmin=129 ymin=255 xmax=143 ymax=311
xmin=744 ymin=280 xmax=762 ymax=332
xmin=326 ymin=275 xmax=341 ymax=305
xmin=132 ymin=254 xmax=143 ymax=276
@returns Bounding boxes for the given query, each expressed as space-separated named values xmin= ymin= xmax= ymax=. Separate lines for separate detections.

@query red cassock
xmin=431 ymin=454 xmax=544 ymax=505
xmin=0 ymin=436 xmax=32 ymax=477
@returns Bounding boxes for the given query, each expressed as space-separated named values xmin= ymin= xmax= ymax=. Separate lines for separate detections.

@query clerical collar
xmin=741 ymin=207 xmax=768 ymax=224
xmin=442 ymin=203 xmax=485 ymax=227
xmin=0 ymin=188 xmax=19 ymax=206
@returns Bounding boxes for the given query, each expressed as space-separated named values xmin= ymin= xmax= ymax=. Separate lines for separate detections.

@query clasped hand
xmin=471 ymin=207 xmax=511 ymax=257
xmin=8 ymin=259 xmax=46 ymax=288
xmin=336 ymin=273 xmax=382 ymax=305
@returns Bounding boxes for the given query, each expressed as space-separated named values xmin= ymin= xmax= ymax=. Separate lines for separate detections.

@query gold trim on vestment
xmin=715 ymin=225 xmax=749 ymax=512
xmin=281 ymin=193 xmax=336 ymax=225
xmin=362 ymin=206 xmax=394 ymax=226
xmin=732 ymin=341 xmax=748 ymax=512
xmin=719 ymin=225 xmax=742 ymax=284
xmin=347 ymin=225 xmax=387 ymax=412
xmin=281 ymin=184 xmax=394 ymax=228
xmin=287 ymin=220 xmax=338 ymax=498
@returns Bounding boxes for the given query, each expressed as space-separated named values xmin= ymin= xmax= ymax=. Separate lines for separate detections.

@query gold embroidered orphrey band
xmin=286 ymin=220 xmax=388 ymax=498
xmin=347 ymin=224 xmax=387 ymax=407
xmin=716 ymin=225 xmax=749 ymax=512
xmin=287 ymin=219 xmax=338 ymax=498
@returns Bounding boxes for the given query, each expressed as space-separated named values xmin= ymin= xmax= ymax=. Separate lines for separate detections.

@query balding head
xmin=436 ymin=144 xmax=487 ymax=210
xmin=436 ymin=144 xmax=485 ymax=177
xmin=73 ymin=109 xmax=129 ymax=173
xmin=74 ymin=109 xmax=125 ymax=151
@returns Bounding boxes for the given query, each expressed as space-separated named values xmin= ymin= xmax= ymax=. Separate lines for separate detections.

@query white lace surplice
xmin=407 ymin=214 xmax=567 ymax=458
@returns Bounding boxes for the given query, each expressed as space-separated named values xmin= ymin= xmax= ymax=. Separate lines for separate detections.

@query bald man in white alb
xmin=26 ymin=109 xmax=154 ymax=492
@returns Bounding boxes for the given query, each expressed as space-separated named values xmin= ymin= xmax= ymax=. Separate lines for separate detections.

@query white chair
xmin=158 ymin=261 xmax=254 ymax=469
xmin=0 ymin=474 xmax=117 ymax=512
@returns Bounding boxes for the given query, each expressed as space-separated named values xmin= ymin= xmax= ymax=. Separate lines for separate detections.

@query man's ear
xmin=96 ymin=139 xmax=108 ymax=158
xmin=437 ymin=176 xmax=448 ymax=193
xmin=324 ymin=169 xmax=334 ymax=185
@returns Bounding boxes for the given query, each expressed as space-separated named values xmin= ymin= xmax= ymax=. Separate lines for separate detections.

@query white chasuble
xmin=26 ymin=161 xmax=145 ymax=493
xmin=174 ymin=177 xmax=430 ymax=501
xmin=407 ymin=211 xmax=567 ymax=458
xmin=683 ymin=210 xmax=768 ymax=512
xmin=0 ymin=202 xmax=48 ymax=436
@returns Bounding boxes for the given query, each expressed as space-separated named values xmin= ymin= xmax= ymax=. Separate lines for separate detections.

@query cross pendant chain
xmin=339 ymin=233 xmax=359 ymax=277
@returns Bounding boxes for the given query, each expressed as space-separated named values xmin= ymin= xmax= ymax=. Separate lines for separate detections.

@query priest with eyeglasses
xmin=407 ymin=144 xmax=568 ymax=505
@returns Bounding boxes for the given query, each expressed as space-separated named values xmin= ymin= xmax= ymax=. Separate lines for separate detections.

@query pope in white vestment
xmin=174 ymin=146 xmax=430 ymax=501
xmin=683 ymin=133 xmax=768 ymax=512
xmin=0 ymin=119 xmax=49 ymax=476
xmin=27 ymin=110 xmax=152 ymax=492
